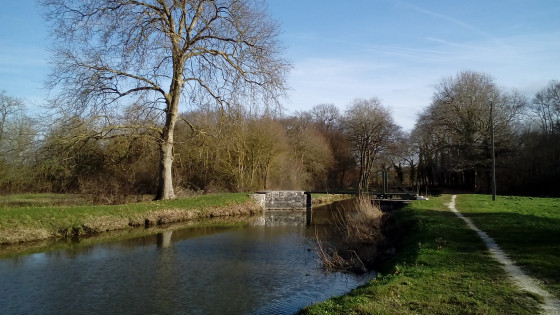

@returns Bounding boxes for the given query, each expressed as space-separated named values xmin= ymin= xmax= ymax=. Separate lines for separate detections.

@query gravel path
xmin=448 ymin=195 xmax=560 ymax=315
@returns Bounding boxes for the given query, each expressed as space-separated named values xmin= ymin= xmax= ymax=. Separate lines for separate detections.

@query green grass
xmin=3 ymin=192 xmax=557 ymax=313
xmin=455 ymin=194 xmax=560 ymax=299
xmin=299 ymin=195 xmax=543 ymax=314
xmin=0 ymin=193 xmax=256 ymax=244
xmin=0 ymin=215 xmax=252 ymax=259
xmin=0 ymin=193 xmax=93 ymax=208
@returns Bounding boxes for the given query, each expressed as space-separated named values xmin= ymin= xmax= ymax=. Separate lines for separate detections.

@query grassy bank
xmin=0 ymin=193 xmax=260 ymax=244
xmin=311 ymin=194 xmax=354 ymax=206
xmin=300 ymin=195 xmax=546 ymax=314
xmin=455 ymin=194 xmax=560 ymax=299
xmin=0 ymin=193 xmax=93 ymax=208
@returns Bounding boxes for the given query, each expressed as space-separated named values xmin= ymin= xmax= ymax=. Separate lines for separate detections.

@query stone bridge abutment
xmin=251 ymin=191 xmax=312 ymax=225
xmin=250 ymin=191 xmax=309 ymax=210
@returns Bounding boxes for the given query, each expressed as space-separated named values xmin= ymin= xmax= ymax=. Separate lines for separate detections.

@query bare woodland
xmin=40 ymin=0 xmax=289 ymax=199
xmin=1 ymin=2 xmax=559 ymax=200
xmin=2 ymin=74 xmax=559 ymax=200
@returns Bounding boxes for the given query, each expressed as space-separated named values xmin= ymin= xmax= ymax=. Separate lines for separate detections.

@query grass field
xmin=0 ymin=193 xmax=93 ymax=208
xmin=0 ymin=193 xmax=258 ymax=244
xmin=0 ymin=192 xmax=350 ymax=246
xmin=299 ymin=194 xmax=557 ymax=314
xmin=455 ymin=194 xmax=560 ymax=299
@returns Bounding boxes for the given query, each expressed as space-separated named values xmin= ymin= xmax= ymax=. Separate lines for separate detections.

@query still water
xmin=0 ymin=208 xmax=374 ymax=314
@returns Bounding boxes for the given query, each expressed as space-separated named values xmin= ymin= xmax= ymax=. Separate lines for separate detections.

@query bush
xmin=316 ymin=196 xmax=384 ymax=272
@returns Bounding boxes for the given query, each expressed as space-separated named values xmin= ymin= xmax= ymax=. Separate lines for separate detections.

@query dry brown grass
xmin=0 ymin=228 xmax=52 ymax=244
xmin=143 ymin=202 xmax=261 ymax=226
xmin=316 ymin=196 xmax=384 ymax=272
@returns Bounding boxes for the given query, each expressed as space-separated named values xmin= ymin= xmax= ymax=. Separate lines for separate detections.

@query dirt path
xmin=448 ymin=195 xmax=560 ymax=315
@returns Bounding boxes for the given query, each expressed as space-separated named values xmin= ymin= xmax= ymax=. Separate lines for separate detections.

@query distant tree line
xmin=1 ymin=71 xmax=559 ymax=200
xmin=414 ymin=72 xmax=559 ymax=196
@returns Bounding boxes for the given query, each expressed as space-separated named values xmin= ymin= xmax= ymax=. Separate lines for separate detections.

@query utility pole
xmin=490 ymin=100 xmax=496 ymax=201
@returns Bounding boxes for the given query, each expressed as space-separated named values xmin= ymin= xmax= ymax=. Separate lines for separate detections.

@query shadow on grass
xmin=379 ymin=207 xmax=491 ymax=273
xmin=299 ymin=196 xmax=543 ymax=315
xmin=461 ymin=211 xmax=560 ymax=299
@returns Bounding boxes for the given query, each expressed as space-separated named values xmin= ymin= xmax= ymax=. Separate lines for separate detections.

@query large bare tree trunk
xmin=156 ymin=136 xmax=176 ymax=200
xmin=155 ymin=80 xmax=182 ymax=200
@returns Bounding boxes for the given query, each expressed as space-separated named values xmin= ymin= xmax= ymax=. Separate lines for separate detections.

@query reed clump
xmin=317 ymin=196 xmax=384 ymax=273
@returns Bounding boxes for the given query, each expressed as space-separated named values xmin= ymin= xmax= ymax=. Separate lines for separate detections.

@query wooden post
xmin=306 ymin=192 xmax=312 ymax=225
xmin=490 ymin=100 xmax=496 ymax=201
xmin=382 ymin=169 xmax=388 ymax=198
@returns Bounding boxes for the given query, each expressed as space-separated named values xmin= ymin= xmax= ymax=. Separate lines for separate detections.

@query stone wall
xmin=250 ymin=193 xmax=266 ymax=209
xmin=250 ymin=210 xmax=307 ymax=226
xmin=250 ymin=191 xmax=307 ymax=210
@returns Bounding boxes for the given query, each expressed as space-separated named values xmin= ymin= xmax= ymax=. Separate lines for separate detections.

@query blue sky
xmin=1 ymin=1 xmax=559 ymax=130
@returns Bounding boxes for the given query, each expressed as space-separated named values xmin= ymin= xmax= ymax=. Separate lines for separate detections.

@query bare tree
xmin=0 ymin=91 xmax=38 ymax=192
xmin=414 ymin=71 xmax=524 ymax=192
xmin=342 ymin=98 xmax=399 ymax=192
xmin=531 ymin=80 xmax=560 ymax=135
xmin=385 ymin=130 xmax=417 ymax=187
xmin=0 ymin=91 xmax=24 ymax=144
xmin=42 ymin=0 xmax=290 ymax=199
xmin=310 ymin=103 xmax=340 ymax=134
xmin=308 ymin=104 xmax=357 ymax=189
xmin=279 ymin=113 xmax=334 ymax=190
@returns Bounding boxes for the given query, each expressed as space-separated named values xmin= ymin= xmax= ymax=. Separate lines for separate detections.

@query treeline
xmin=414 ymin=72 xmax=560 ymax=196
xmin=0 ymin=96 xmax=350 ymax=199
xmin=1 ymin=71 xmax=559 ymax=200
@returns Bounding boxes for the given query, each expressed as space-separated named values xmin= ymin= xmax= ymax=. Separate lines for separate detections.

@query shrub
xmin=316 ymin=196 xmax=384 ymax=272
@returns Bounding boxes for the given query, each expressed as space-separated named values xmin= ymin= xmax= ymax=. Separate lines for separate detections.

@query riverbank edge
xmin=298 ymin=195 xmax=543 ymax=314
xmin=0 ymin=192 xmax=353 ymax=248
xmin=0 ymin=194 xmax=262 ymax=245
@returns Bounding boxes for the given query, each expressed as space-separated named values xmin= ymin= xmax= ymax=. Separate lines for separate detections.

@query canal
xmin=0 ymin=204 xmax=375 ymax=314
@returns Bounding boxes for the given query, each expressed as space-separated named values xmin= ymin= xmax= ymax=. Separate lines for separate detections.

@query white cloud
xmin=282 ymin=29 xmax=560 ymax=131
